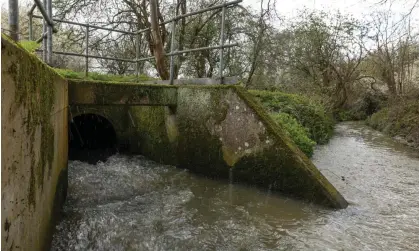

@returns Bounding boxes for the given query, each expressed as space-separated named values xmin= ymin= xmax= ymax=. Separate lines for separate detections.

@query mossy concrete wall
xmin=1 ymin=35 xmax=68 ymax=251
xmin=176 ymin=86 xmax=347 ymax=208
xmin=70 ymin=80 xmax=347 ymax=209
xmin=69 ymin=80 xmax=177 ymax=106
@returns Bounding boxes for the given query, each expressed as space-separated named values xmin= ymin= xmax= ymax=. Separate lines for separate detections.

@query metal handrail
xmin=32 ymin=15 xmax=136 ymax=35
xmin=136 ymin=0 xmax=241 ymax=34
xmin=36 ymin=43 xmax=238 ymax=63
xmin=28 ymin=0 xmax=242 ymax=84
xmin=33 ymin=0 xmax=57 ymax=32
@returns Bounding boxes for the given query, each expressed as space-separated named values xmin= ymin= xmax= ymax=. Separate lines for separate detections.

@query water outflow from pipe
xmin=68 ymin=113 xmax=117 ymax=164
xmin=52 ymin=122 xmax=419 ymax=250
xmin=228 ymin=168 xmax=233 ymax=205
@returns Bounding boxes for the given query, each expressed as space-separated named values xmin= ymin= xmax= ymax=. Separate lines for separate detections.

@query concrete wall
xmin=70 ymin=80 xmax=347 ymax=209
xmin=176 ymin=86 xmax=347 ymax=208
xmin=1 ymin=35 xmax=68 ymax=251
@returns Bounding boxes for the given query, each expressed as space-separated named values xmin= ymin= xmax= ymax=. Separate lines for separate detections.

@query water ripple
xmin=52 ymin=122 xmax=419 ymax=251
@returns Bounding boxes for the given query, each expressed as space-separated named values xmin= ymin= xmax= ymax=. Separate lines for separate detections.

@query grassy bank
xmin=54 ymin=69 xmax=152 ymax=82
xmin=250 ymin=90 xmax=335 ymax=157
xmin=366 ymin=97 xmax=419 ymax=148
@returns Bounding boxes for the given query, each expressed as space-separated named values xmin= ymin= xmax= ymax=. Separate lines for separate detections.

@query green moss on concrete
xmin=176 ymin=87 xmax=231 ymax=178
xmin=2 ymin=34 xmax=60 ymax=204
xmin=68 ymin=79 xmax=176 ymax=87
xmin=68 ymin=80 xmax=177 ymax=106
xmin=128 ymin=106 xmax=177 ymax=165
xmin=19 ymin=40 xmax=41 ymax=53
xmin=54 ymin=68 xmax=152 ymax=82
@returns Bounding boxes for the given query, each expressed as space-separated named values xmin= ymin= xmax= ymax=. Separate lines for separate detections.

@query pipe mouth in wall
xmin=69 ymin=113 xmax=117 ymax=164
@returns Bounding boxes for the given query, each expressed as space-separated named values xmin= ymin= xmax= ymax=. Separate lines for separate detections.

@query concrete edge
xmin=232 ymin=86 xmax=348 ymax=209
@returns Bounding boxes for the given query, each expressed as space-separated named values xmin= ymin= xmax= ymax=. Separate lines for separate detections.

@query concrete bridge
xmin=1 ymin=35 xmax=347 ymax=251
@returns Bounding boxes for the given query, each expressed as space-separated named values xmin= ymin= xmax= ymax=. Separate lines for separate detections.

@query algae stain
xmin=222 ymin=146 xmax=240 ymax=167
xmin=3 ymin=35 xmax=57 ymax=199
xmin=165 ymin=113 xmax=179 ymax=143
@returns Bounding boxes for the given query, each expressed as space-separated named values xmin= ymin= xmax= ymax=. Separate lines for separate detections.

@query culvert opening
xmin=69 ymin=113 xmax=117 ymax=164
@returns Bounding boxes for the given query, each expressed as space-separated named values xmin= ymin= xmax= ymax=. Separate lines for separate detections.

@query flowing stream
xmin=51 ymin=122 xmax=419 ymax=251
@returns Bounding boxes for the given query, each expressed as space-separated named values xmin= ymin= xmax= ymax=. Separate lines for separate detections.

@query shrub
xmin=271 ymin=112 xmax=316 ymax=157
xmin=367 ymin=98 xmax=419 ymax=147
xmin=250 ymin=90 xmax=335 ymax=144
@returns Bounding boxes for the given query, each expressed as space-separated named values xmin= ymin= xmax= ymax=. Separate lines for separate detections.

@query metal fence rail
xmin=27 ymin=0 xmax=242 ymax=84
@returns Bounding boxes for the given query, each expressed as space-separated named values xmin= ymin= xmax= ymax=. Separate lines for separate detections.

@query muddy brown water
xmin=51 ymin=122 xmax=419 ymax=251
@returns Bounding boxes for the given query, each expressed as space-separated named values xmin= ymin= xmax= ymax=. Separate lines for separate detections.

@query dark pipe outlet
xmin=69 ymin=114 xmax=117 ymax=164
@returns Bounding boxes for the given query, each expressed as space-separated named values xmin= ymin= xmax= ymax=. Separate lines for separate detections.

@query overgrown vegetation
xmin=270 ymin=112 xmax=316 ymax=157
xmin=250 ymin=90 xmax=334 ymax=144
xmin=367 ymin=95 xmax=419 ymax=148
xmin=250 ymin=90 xmax=334 ymax=157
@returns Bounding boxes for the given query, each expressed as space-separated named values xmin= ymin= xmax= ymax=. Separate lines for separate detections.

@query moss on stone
xmin=65 ymin=79 xmax=347 ymax=208
xmin=2 ymin=34 xmax=60 ymax=203
xmin=68 ymin=79 xmax=176 ymax=88
xmin=68 ymin=80 xmax=177 ymax=106
xmin=128 ymin=106 xmax=177 ymax=165
xmin=176 ymin=87 xmax=231 ymax=178
xmin=235 ymin=87 xmax=347 ymax=208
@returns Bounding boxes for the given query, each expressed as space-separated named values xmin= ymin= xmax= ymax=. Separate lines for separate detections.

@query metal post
xmin=42 ymin=0 xmax=47 ymax=61
xmin=85 ymin=24 xmax=89 ymax=77
xmin=219 ymin=6 xmax=226 ymax=84
xmin=169 ymin=0 xmax=176 ymax=85
xmin=46 ymin=0 xmax=53 ymax=64
xmin=136 ymin=32 xmax=140 ymax=79
xmin=8 ymin=0 xmax=19 ymax=41
xmin=33 ymin=0 xmax=57 ymax=33
xmin=29 ymin=13 xmax=33 ymax=41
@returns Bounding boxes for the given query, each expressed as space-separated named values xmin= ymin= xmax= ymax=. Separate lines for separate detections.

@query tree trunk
xmin=150 ymin=0 xmax=169 ymax=80
xmin=382 ymin=67 xmax=397 ymax=96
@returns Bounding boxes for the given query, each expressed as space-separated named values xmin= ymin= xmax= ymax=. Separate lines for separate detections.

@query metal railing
xmin=28 ymin=0 xmax=242 ymax=84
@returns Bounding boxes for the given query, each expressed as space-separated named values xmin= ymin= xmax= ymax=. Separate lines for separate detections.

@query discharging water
xmin=51 ymin=122 xmax=419 ymax=251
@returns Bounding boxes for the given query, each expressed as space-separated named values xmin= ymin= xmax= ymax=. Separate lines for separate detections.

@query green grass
xmin=250 ymin=90 xmax=335 ymax=145
xmin=54 ymin=68 xmax=153 ymax=82
xmin=271 ymin=112 xmax=316 ymax=157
